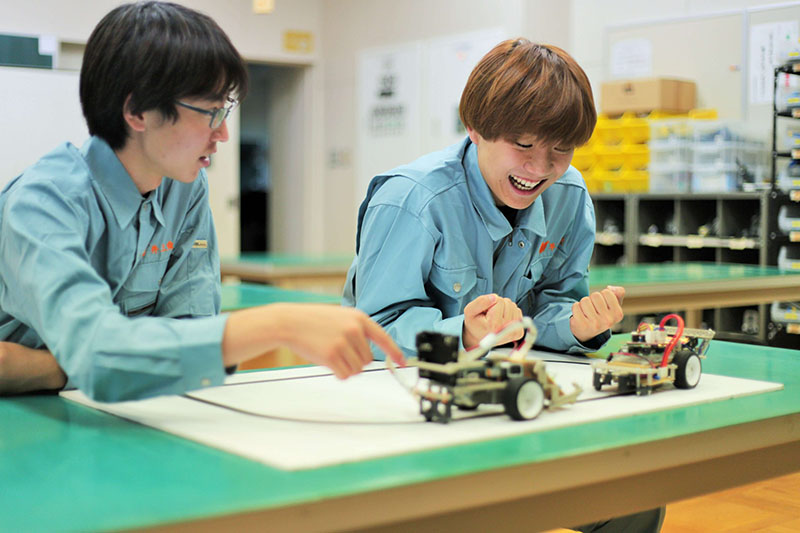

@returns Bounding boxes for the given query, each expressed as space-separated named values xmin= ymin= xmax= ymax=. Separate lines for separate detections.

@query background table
xmin=220 ymin=253 xmax=353 ymax=294
xmin=221 ymin=282 xmax=340 ymax=312
xmin=2 ymin=338 xmax=798 ymax=532
xmin=220 ymin=282 xmax=339 ymax=369
xmin=589 ymin=262 xmax=800 ymax=328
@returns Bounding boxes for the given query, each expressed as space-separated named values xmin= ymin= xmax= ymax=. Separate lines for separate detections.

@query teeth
xmin=509 ymin=175 xmax=538 ymax=191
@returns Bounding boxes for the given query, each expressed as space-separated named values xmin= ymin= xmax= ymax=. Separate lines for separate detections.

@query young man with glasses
xmin=0 ymin=1 xmax=402 ymax=401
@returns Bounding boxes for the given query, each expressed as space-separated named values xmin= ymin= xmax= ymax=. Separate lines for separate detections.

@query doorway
xmin=239 ymin=62 xmax=307 ymax=253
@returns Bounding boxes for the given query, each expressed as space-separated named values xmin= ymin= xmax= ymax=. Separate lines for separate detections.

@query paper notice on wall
xmin=750 ymin=21 xmax=799 ymax=105
xmin=610 ymin=38 xmax=653 ymax=79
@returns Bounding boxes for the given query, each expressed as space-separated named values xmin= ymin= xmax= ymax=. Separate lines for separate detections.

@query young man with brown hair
xmin=344 ymin=38 xmax=663 ymax=532
xmin=345 ymin=39 xmax=624 ymax=357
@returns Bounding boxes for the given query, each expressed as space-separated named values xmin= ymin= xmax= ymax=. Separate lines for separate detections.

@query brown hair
xmin=459 ymin=38 xmax=596 ymax=148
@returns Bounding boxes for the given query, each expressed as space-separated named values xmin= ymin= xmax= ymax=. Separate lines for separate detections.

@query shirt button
xmin=453 ymin=282 xmax=462 ymax=293
xmin=518 ymin=241 xmax=525 ymax=248
xmin=201 ymin=378 xmax=211 ymax=387
xmin=507 ymin=239 xmax=513 ymax=246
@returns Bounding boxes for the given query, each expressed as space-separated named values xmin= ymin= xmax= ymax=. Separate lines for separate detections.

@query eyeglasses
xmin=175 ymin=96 xmax=239 ymax=129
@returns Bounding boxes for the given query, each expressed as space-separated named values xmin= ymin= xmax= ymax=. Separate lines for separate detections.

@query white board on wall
xmin=423 ymin=28 xmax=505 ymax=151
xmin=355 ymin=29 xmax=508 ymax=200
xmin=0 ymin=66 xmax=88 ymax=188
xmin=356 ymin=42 xmax=423 ymax=198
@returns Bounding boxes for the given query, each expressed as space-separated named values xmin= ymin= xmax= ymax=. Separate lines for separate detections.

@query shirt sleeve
xmin=352 ymin=203 xmax=463 ymax=359
xmin=155 ymin=175 xmax=221 ymax=319
xmin=0 ymin=181 xmax=228 ymax=402
xmin=530 ymin=192 xmax=610 ymax=353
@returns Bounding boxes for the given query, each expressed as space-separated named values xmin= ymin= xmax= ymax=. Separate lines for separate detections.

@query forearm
xmin=221 ymin=304 xmax=295 ymax=367
xmin=0 ymin=342 xmax=66 ymax=395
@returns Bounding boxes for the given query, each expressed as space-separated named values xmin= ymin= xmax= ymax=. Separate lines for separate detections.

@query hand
xmin=0 ymin=342 xmax=67 ymax=395
xmin=462 ymin=294 xmax=523 ymax=349
xmin=569 ymin=285 xmax=625 ymax=343
xmin=224 ymin=304 xmax=405 ymax=381
xmin=281 ymin=305 xmax=405 ymax=379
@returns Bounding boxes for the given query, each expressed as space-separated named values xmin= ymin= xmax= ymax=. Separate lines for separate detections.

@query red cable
xmin=658 ymin=313 xmax=685 ymax=368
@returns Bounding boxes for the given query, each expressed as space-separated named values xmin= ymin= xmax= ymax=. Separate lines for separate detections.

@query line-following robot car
xmin=591 ymin=313 xmax=715 ymax=396
xmin=390 ymin=318 xmax=582 ymax=423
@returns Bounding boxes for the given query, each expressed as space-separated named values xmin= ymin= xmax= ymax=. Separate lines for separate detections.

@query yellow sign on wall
xmin=284 ymin=31 xmax=314 ymax=54
xmin=252 ymin=0 xmax=274 ymax=14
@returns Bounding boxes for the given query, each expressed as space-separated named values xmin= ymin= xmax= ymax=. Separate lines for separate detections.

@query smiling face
xmin=118 ymin=96 xmax=230 ymax=193
xmin=468 ymin=128 xmax=574 ymax=210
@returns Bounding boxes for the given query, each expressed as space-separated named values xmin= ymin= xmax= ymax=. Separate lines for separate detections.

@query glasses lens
xmin=210 ymin=110 xmax=224 ymax=129
xmin=210 ymin=99 xmax=237 ymax=128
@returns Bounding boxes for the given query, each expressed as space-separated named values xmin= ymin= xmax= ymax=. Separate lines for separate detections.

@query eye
xmin=515 ymin=142 xmax=533 ymax=149
xmin=553 ymin=146 xmax=573 ymax=154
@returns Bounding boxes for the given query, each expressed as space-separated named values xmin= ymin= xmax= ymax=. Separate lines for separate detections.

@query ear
xmin=122 ymin=94 xmax=146 ymax=133
xmin=467 ymin=127 xmax=482 ymax=146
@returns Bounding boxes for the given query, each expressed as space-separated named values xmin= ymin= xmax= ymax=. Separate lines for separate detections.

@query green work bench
xmin=589 ymin=262 xmax=800 ymax=328
xmin=221 ymin=281 xmax=340 ymax=312
xmin=219 ymin=252 xmax=354 ymax=294
xmin=2 ymin=338 xmax=799 ymax=532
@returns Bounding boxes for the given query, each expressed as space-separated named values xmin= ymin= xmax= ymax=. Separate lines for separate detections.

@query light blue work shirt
xmin=343 ymin=137 xmax=609 ymax=358
xmin=0 ymin=136 xmax=229 ymax=401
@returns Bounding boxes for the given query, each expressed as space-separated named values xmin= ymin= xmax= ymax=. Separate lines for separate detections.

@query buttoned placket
xmin=492 ymin=229 xmax=531 ymax=295
xmin=135 ymin=199 xmax=157 ymax=264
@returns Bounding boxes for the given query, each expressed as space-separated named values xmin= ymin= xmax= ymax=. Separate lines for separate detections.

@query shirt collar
xmin=81 ymin=136 xmax=166 ymax=229
xmin=462 ymin=138 xmax=546 ymax=241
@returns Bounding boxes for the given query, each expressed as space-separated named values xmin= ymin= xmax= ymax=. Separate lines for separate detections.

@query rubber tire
xmin=674 ymin=350 xmax=702 ymax=389
xmin=503 ymin=378 xmax=545 ymax=421
xmin=593 ymin=372 xmax=604 ymax=391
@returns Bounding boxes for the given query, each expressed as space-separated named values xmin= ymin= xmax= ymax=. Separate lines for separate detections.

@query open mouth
xmin=509 ymin=175 xmax=544 ymax=193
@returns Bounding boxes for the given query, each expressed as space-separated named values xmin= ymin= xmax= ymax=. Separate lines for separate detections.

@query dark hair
xmin=80 ymin=1 xmax=248 ymax=149
xmin=459 ymin=38 xmax=596 ymax=148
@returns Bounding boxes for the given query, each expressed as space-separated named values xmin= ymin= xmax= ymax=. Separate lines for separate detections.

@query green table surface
xmin=588 ymin=261 xmax=795 ymax=288
xmin=220 ymin=282 xmax=340 ymax=311
xmin=220 ymin=252 xmax=354 ymax=268
xmin=1 ymin=337 xmax=798 ymax=532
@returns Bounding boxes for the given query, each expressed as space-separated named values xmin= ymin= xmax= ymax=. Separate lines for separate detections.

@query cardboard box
xmin=601 ymin=78 xmax=696 ymax=115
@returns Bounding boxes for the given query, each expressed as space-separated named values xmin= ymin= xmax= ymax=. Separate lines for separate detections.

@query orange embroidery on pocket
xmin=539 ymin=241 xmax=548 ymax=253
xmin=144 ymin=241 xmax=175 ymax=256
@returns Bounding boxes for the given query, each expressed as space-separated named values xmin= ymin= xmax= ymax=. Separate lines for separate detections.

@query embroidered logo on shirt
xmin=141 ymin=241 xmax=174 ymax=257
xmin=538 ymin=237 xmax=566 ymax=254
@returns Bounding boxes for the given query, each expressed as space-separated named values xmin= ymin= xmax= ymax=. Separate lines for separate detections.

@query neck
xmin=114 ymin=138 xmax=163 ymax=194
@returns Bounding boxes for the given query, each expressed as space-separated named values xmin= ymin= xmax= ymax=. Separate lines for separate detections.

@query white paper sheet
xmin=61 ymin=356 xmax=783 ymax=471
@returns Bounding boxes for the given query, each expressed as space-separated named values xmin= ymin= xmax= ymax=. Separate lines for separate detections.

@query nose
xmin=522 ymin=146 xmax=553 ymax=176
xmin=212 ymin=119 xmax=230 ymax=143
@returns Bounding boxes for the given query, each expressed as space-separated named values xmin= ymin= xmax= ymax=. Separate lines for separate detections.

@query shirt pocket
xmin=517 ymin=256 xmax=546 ymax=307
xmin=118 ymin=258 xmax=170 ymax=316
xmin=428 ymin=264 xmax=488 ymax=312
